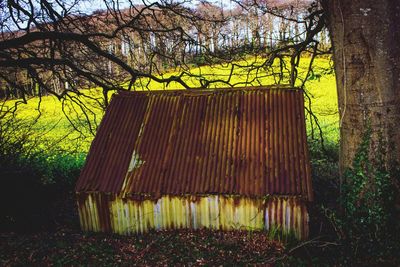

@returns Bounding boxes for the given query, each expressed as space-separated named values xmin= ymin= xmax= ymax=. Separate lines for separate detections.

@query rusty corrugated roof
xmin=76 ymin=87 xmax=312 ymax=200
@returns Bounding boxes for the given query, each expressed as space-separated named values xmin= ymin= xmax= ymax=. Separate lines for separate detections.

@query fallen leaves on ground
xmin=0 ymin=227 xmax=284 ymax=266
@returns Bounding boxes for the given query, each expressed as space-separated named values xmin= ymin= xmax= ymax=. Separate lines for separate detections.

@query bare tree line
xmin=0 ymin=0 xmax=329 ymax=104
xmin=0 ymin=0 xmax=330 ymax=139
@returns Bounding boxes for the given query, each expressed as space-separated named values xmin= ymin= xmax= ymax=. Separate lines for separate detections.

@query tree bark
xmin=322 ymin=0 xmax=400 ymax=171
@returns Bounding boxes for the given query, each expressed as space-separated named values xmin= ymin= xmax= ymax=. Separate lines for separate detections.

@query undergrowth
xmin=280 ymin=128 xmax=400 ymax=266
xmin=334 ymin=128 xmax=400 ymax=265
xmin=0 ymin=117 xmax=84 ymax=232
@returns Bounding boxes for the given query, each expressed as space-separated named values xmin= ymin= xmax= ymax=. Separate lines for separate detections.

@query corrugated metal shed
xmin=76 ymin=87 xmax=313 ymax=238
xmin=77 ymin=87 xmax=312 ymax=199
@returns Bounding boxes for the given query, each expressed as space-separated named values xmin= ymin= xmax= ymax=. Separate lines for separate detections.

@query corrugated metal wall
xmin=77 ymin=193 xmax=309 ymax=239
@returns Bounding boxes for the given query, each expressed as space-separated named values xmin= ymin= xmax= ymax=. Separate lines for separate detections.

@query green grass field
xmin=3 ymin=56 xmax=338 ymax=154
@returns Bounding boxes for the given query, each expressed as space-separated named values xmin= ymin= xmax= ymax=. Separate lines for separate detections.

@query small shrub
xmin=286 ymin=130 xmax=399 ymax=266
xmin=308 ymin=138 xmax=340 ymax=239
xmin=317 ymin=127 xmax=400 ymax=265
xmin=337 ymin=128 xmax=400 ymax=264
xmin=0 ymin=117 xmax=85 ymax=232
xmin=192 ymin=54 xmax=207 ymax=66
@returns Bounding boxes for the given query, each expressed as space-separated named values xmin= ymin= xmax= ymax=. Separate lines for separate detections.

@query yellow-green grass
xmin=3 ymin=87 xmax=105 ymax=153
xmin=3 ymin=56 xmax=338 ymax=154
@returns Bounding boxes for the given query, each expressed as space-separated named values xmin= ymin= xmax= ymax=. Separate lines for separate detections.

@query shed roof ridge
xmin=116 ymin=86 xmax=302 ymax=97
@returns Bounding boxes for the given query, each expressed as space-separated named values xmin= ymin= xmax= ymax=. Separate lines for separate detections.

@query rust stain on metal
xmin=77 ymin=193 xmax=309 ymax=239
xmin=77 ymin=87 xmax=312 ymax=199
xmin=76 ymin=86 xmax=313 ymax=238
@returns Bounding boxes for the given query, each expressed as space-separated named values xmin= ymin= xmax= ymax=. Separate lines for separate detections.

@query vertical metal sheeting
xmin=77 ymin=193 xmax=309 ymax=239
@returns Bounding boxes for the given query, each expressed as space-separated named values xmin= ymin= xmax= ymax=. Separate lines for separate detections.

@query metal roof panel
xmin=76 ymin=87 xmax=313 ymax=200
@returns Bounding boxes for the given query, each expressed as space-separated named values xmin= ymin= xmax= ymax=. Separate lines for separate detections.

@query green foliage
xmin=30 ymin=152 xmax=86 ymax=186
xmin=0 ymin=116 xmax=85 ymax=232
xmin=192 ymin=54 xmax=207 ymax=66
xmin=334 ymin=127 xmax=399 ymax=265
xmin=264 ymin=225 xmax=298 ymax=244
xmin=279 ymin=128 xmax=399 ymax=266
xmin=0 ymin=116 xmax=85 ymax=185
xmin=309 ymin=139 xmax=339 ymax=211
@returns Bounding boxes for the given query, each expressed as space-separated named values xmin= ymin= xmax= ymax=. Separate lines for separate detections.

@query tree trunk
xmin=323 ymin=0 xmax=400 ymax=172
